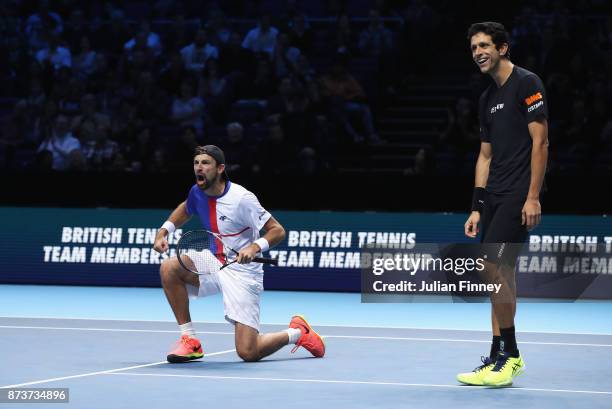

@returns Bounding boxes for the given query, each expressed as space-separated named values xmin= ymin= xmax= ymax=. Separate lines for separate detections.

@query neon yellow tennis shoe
xmin=456 ymin=356 xmax=495 ymax=385
xmin=483 ymin=352 xmax=525 ymax=386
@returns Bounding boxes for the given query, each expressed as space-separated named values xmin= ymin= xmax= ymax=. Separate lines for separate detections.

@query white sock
xmin=179 ymin=322 xmax=196 ymax=337
xmin=284 ymin=328 xmax=302 ymax=344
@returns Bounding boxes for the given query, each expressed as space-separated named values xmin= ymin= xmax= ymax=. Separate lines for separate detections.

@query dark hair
xmin=467 ymin=22 xmax=511 ymax=58
xmin=194 ymin=145 xmax=228 ymax=180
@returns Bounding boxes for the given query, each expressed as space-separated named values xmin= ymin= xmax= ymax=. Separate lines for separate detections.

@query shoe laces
xmin=492 ymin=352 xmax=510 ymax=372
xmin=180 ymin=335 xmax=199 ymax=348
xmin=474 ymin=356 xmax=493 ymax=372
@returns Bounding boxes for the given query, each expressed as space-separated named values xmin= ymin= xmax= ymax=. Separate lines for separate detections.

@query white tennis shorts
xmin=183 ymin=249 xmax=263 ymax=332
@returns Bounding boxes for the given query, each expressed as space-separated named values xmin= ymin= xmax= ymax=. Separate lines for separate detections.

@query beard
xmin=196 ymin=172 xmax=219 ymax=190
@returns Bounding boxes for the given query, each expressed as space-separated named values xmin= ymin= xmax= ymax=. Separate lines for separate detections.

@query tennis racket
xmin=176 ymin=229 xmax=277 ymax=274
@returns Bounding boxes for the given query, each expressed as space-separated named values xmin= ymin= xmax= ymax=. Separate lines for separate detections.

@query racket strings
xmin=177 ymin=231 xmax=226 ymax=274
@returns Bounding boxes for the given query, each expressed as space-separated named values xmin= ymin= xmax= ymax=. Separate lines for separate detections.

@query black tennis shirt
xmin=478 ymin=65 xmax=548 ymax=195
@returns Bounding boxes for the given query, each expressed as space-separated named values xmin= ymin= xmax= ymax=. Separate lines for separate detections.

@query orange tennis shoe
xmin=289 ymin=315 xmax=325 ymax=358
xmin=167 ymin=335 xmax=204 ymax=363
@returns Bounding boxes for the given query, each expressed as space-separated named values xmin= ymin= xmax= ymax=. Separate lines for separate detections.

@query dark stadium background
xmin=1 ymin=0 xmax=610 ymax=213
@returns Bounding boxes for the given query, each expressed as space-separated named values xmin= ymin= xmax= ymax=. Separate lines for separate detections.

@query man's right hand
xmin=153 ymin=231 xmax=169 ymax=254
xmin=464 ymin=211 xmax=481 ymax=238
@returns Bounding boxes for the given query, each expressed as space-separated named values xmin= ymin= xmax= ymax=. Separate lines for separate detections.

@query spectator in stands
xmin=149 ymin=147 xmax=170 ymax=173
xmin=198 ymin=59 xmax=227 ymax=99
xmin=198 ymin=59 xmax=228 ymax=122
xmin=37 ymin=114 xmax=84 ymax=170
xmin=124 ymin=20 xmax=162 ymax=59
xmin=72 ymin=35 xmax=97 ymax=79
xmin=223 ymin=122 xmax=257 ymax=174
xmin=123 ymin=126 xmax=155 ymax=173
xmin=25 ymin=0 xmax=63 ymax=52
xmin=71 ymin=94 xmax=111 ymax=141
xmin=272 ymin=32 xmax=301 ymax=78
xmin=255 ymin=123 xmax=295 ymax=175
xmin=219 ymin=31 xmax=257 ymax=99
xmin=296 ymin=146 xmax=322 ymax=176
xmin=288 ymin=14 xmax=313 ymax=56
xmin=249 ymin=57 xmax=276 ymax=99
xmin=294 ymin=54 xmax=317 ymax=84
xmin=57 ymin=77 xmax=84 ymax=116
xmin=82 ymin=122 xmax=120 ymax=171
xmin=133 ymin=71 xmax=167 ymax=127
xmin=35 ymin=33 xmax=71 ymax=71
xmin=171 ymin=80 xmax=205 ymax=136
xmin=267 ymin=77 xmax=312 ymax=146
xmin=242 ymin=14 xmax=279 ymax=57
xmin=110 ymin=98 xmax=137 ymax=143
xmin=358 ymin=9 xmax=393 ymax=57
xmin=335 ymin=13 xmax=355 ymax=55
xmin=207 ymin=10 xmax=232 ymax=46
xmin=319 ymin=60 xmax=380 ymax=144
xmin=181 ymin=29 xmax=219 ymax=74
xmin=270 ymin=77 xmax=294 ymax=118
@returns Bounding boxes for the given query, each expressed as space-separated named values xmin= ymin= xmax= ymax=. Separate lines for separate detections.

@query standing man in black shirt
xmin=457 ymin=22 xmax=549 ymax=387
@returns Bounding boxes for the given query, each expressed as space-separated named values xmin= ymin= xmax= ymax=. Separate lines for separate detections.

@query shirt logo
xmin=219 ymin=215 xmax=231 ymax=222
xmin=258 ymin=211 xmax=267 ymax=220
xmin=527 ymin=101 xmax=544 ymax=112
xmin=524 ymin=92 xmax=543 ymax=106
xmin=490 ymin=103 xmax=504 ymax=114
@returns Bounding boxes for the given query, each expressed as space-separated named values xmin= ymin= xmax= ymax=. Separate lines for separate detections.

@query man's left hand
xmin=522 ymin=198 xmax=542 ymax=231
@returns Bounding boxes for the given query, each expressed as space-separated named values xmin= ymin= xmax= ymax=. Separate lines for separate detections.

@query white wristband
xmin=253 ymin=238 xmax=269 ymax=253
xmin=161 ymin=221 xmax=176 ymax=235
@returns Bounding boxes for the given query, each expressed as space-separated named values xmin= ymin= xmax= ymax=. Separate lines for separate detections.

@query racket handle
xmin=253 ymin=256 xmax=278 ymax=265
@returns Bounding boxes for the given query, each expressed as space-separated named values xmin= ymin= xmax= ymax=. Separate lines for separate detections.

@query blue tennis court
xmin=1 ymin=286 xmax=611 ymax=408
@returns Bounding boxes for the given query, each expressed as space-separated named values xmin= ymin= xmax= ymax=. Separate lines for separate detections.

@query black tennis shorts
xmin=480 ymin=191 xmax=529 ymax=267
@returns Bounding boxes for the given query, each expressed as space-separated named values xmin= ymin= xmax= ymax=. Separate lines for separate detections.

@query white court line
xmin=0 ymin=325 xmax=233 ymax=335
xmin=323 ymin=335 xmax=612 ymax=347
xmin=2 ymin=325 xmax=612 ymax=347
xmin=107 ymin=372 xmax=612 ymax=396
xmin=2 ymin=316 xmax=611 ymax=336
xmin=0 ymin=349 xmax=236 ymax=389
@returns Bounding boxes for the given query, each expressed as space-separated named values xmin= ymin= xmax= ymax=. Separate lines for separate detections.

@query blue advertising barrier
xmin=1 ymin=207 xmax=611 ymax=298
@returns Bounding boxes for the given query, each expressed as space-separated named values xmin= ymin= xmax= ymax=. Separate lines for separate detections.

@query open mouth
xmin=476 ymin=56 xmax=489 ymax=67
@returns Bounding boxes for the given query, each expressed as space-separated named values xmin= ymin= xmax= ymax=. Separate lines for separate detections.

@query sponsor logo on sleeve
xmin=525 ymin=91 xmax=544 ymax=112
xmin=525 ymin=92 xmax=543 ymax=105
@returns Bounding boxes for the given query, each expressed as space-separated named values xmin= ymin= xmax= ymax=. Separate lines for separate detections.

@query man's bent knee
xmin=160 ymin=258 xmax=196 ymax=286
xmin=237 ymin=346 xmax=260 ymax=362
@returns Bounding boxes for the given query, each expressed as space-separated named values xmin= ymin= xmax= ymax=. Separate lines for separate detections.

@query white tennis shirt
xmin=185 ymin=181 xmax=271 ymax=276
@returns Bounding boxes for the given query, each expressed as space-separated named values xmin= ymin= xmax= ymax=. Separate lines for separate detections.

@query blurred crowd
xmin=0 ymin=0 xmax=610 ymax=177
xmin=438 ymin=2 xmax=611 ymax=176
